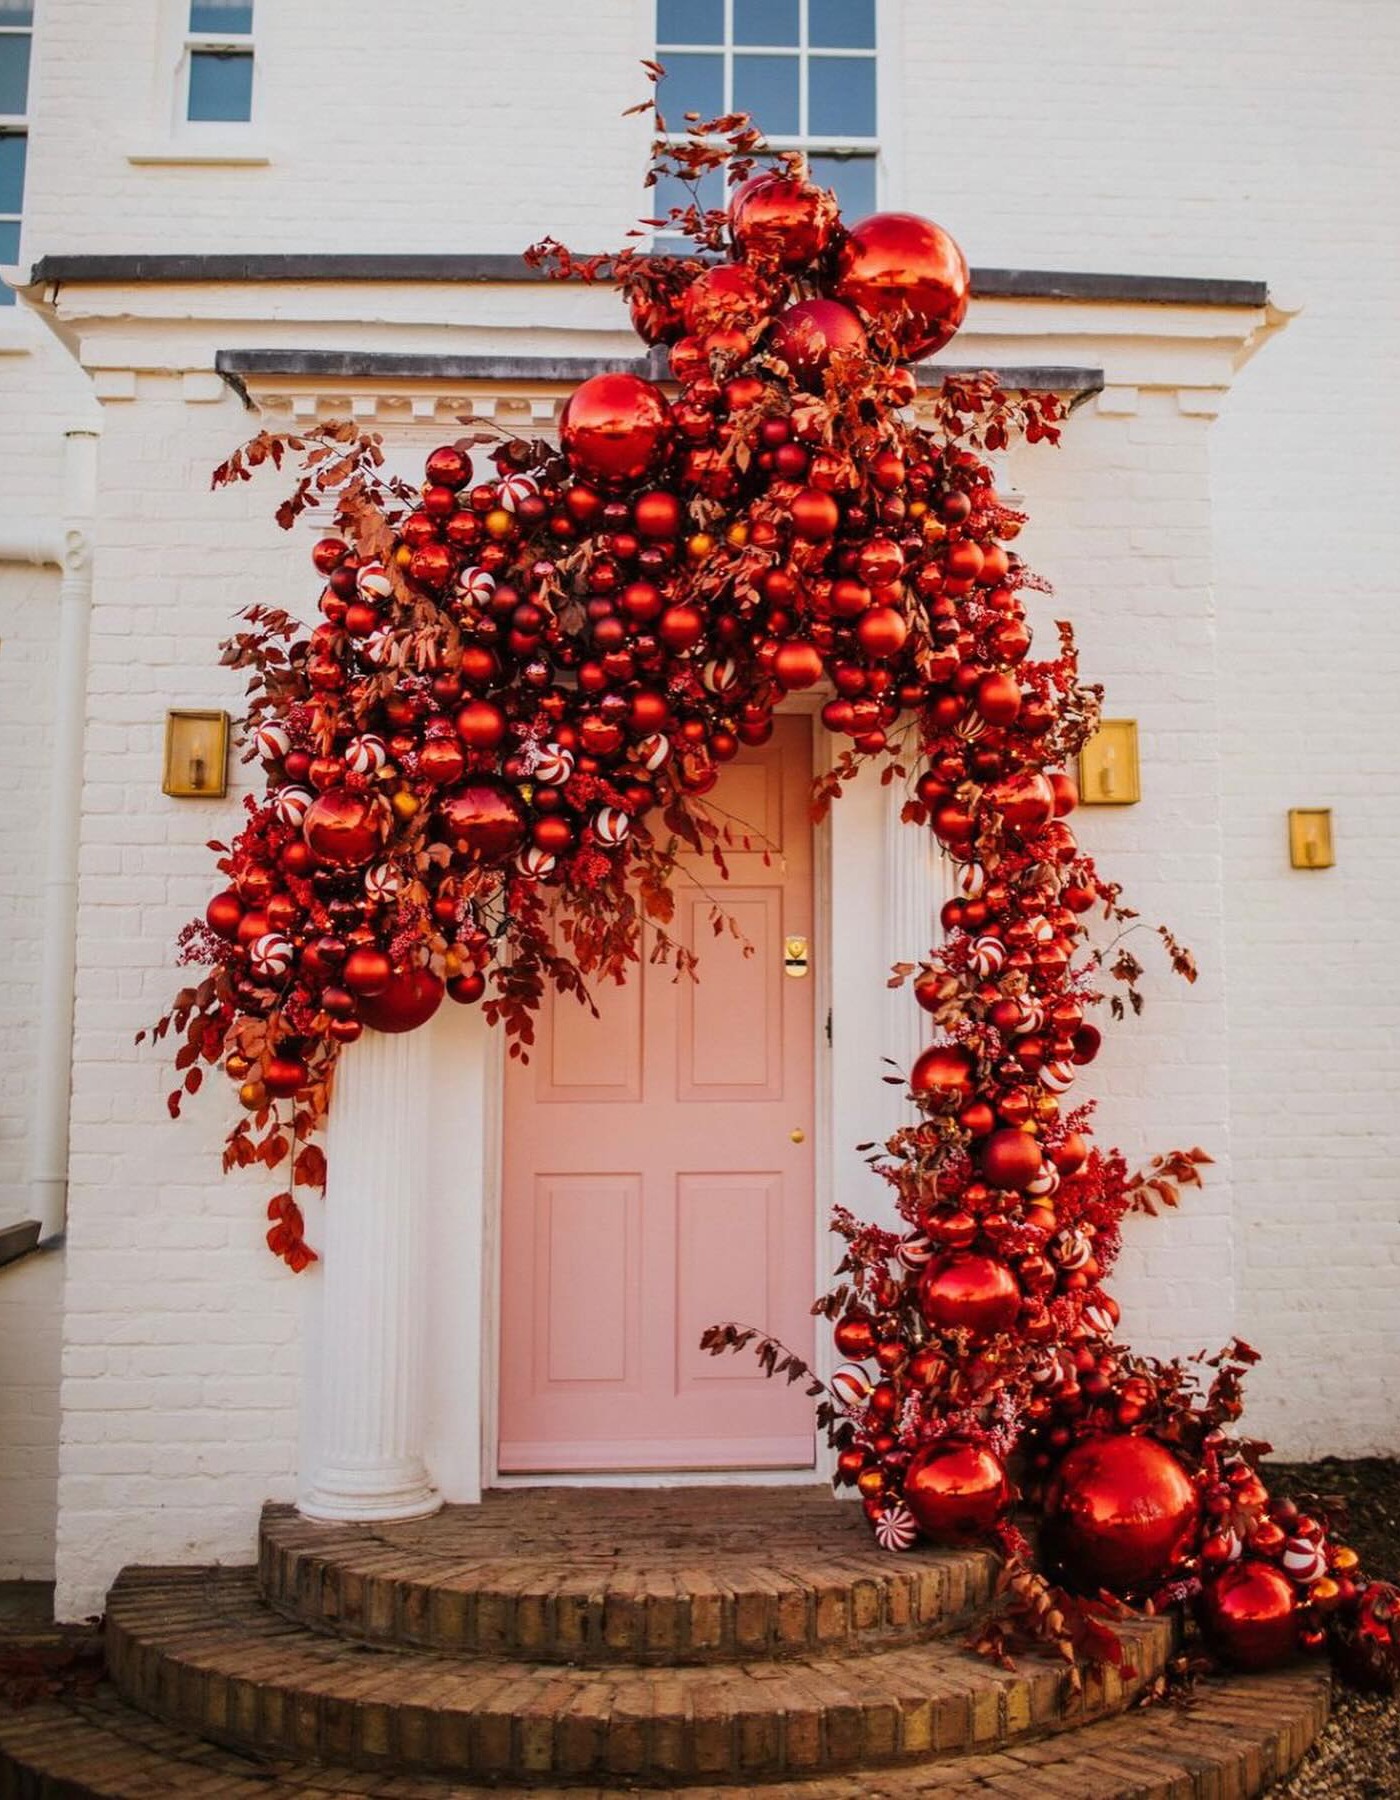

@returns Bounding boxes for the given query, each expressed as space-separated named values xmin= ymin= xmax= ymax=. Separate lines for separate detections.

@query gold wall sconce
xmin=163 ymin=710 xmax=230 ymax=798
xmin=1078 ymin=718 xmax=1141 ymax=805
xmin=1288 ymin=808 xmax=1334 ymax=870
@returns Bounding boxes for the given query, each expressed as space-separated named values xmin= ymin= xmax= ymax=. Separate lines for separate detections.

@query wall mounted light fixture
xmin=163 ymin=709 xmax=230 ymax=798
xmin=1078 ymin=718 xmax=1140 ymax=805
xmin=1288 ymin=808 xmax=1334 ymax=870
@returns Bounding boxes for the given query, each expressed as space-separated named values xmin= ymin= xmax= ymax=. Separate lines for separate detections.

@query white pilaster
xmin=299 ymin=1026 xmax=441 ymax=1522
xmin=882 ymin=780 xmax=954 ymax=1123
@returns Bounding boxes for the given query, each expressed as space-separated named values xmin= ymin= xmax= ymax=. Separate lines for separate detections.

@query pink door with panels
xmin=499 ymin=716 xmax=817 ymax=1473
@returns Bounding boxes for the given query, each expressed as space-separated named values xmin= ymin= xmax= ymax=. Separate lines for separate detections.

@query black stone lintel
xmin=0 ymin=1220 xmax=43 ymax=1271
xmin=29 ymin=253 xmax=1268 ymax=311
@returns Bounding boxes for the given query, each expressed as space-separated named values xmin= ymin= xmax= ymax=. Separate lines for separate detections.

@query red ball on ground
xmin=1201 ymin=1561 xmax=1299 ymax=1670
xmin=903 ymin=1442 xmax=1012 ymax=1542
xmin=1044 ymin=1435 xmax=1200 ymax=1594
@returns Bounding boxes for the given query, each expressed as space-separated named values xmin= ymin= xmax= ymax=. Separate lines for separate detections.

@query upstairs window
xmin=0 ymin=0 xmax=31 ymax=306
xmin=186 ymin=0 xmax=254 ymax=123
xmin=654 ymin=0 xmax=877 ymax=236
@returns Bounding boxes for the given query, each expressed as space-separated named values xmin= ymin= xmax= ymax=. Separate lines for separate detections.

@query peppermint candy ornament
xmin=248 ymin=932 xmax=294 ymax=980
xmin=532 ymin=743 xmax=575 ymax=787
xmin=1081 ymin=1299 xmax=1117 ymax=1338
xmin=272 ymin=785 xmax=314 ymax=828
xmin=364 ymin=627 xmax=396 ymax=667
xmin=1051 ymin=1228 xmax=1094 ymax=1271
xmin=593 ymin=807 xmax=631 ymax=847
xmin=365 ymin=862 xmax=405 ymax=903
xmin=1025 ymin=1162 xmax=1061 ymax=1198
xmin=496 ymin=472 xmax=539 ymax=513
xmin=969 ymin=935 xmax=1006 ymax=978
xmin=1281 ymin=1536 xmax=1328 ymax=1584
xmin=953 ymin=711 xmax=987 ymax=742
xmin=356 ymin=560 xmax=393 ymax=601
xmin=831 ymin=1363 xmax=874 ymax=1408
xmin=873 ymin=1503 xmax=919 ymax=1553
xmin=516 ymin=846 xmax=557 ymax=879
xmin=346 ymin=734 xmax=390 ymax=776
xmin=254 ymin=722 xmax=292 ymax=763
xmin=1040 ymin=1060 xmax=1076 ymax=1093
xmin=958 ymin=864 xmax=986 ymax=899
xmin=456 ymin=565 xmax=496 ymax=605
xmin=896 ymin=1232 xmax=934 ymax=1271
xmin=701 ymin=656 xmax=740 ymax=696
xmin=635 ymin=732 xmax=671 ymax=771
xmin=1014 ymin=1000 xmax=1045 ymax=1035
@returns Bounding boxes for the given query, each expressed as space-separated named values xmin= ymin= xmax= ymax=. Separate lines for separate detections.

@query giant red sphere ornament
xmin=681 ymin=261 xmax=772 ymax=343
xmin=729 ymin=173 xmax=835 ymax=269
xmin=1044 ymin=1436 xmax=1200 ymax=1594
xmin=770 ymin=299 xmax=868 ymax=384
xmin=358 ymin=967 xmax=445 ymax=1034
xmin=903 ymin=1442 xmax=1012 ymax=1542
xmin=440 ymin=780 xmax=527 ymax=863
xmin=833 ymin=212 xmax=970 ymax=360
xmin=560 ymin=374 xmax=673 ymax=487
xmin=1201 ymin=1561 xmax=1298 ymax=1670
xmin=918 ymin=1252 xmax=1021 ymax=1341
xmin=302 ymin=788 xmax=386 ymax=868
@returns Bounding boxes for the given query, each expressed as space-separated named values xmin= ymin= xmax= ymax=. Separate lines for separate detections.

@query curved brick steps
xmin=258 ymin=1492 xmax=1001 ymax=1663
xmin=104 ymin=1565 xmax=1174 ymax=1785
xmin=0 ymin=1665 xmax=1332 ymax=1798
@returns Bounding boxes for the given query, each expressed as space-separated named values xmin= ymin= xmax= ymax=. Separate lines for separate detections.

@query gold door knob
xmin=790 ymin=1128 xmax=806 ymax=1144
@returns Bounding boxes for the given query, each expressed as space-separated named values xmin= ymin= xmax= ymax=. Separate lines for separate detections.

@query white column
xmin=299 ymin=1026 xmax=442 ymax=1522
xmin=882 ymin=781 xmax=955 ymax=1124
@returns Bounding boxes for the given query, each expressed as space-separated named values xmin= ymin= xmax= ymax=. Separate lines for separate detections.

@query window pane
xmin=809 ymin=0 xmax=875 ymax=48
xmin=733 ymin=0 xmax=797 ymax=45
xmin=656 ymin=0 xmax=721 ymax=44
xmin=0 ymin=217 xmax=19 ymax=299
xmin=657 ymin=51 xmax=723 ymax=125
xmin=733 ymin=53 xmax=798 ymax=135
xmin=651 ymin=162 xmax=725 ymax=228
xmin=0 ymin=131 xmax=23 ymax=212
xmin=808 ymin=54 xmax=875 ymax=136
xmin=188 ymin=47 xmax=253 ymax=120
xmin=189 ymin=1 xmax=253 ymax=30
xmin=0 ymin=32 xmax=31 ymax=114
xmin=808 ymin=152 xmax=875 ymax=220
xmin=0 ymin=3 xmax=35 ymax=25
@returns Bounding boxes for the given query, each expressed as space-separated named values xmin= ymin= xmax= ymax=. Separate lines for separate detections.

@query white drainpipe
xmin=0 ymin=428 xmax=99 ymax=1244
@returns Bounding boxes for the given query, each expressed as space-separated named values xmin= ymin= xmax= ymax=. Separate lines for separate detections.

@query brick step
xmin=106 ymin=1566 xmax=1174 ymax=1785
xmin=258 ymin=1491 xmax=1001 ymax=1664
xmin=0 ymin=1665 xmax=1332 ymax=1798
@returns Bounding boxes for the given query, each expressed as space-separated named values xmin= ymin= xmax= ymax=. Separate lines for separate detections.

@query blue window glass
xmin=809 ymin=0 xmax=875 ymax=48
xmin=808 ymin=53 xmax=875 ymax=137
xmin=733 ymin=0 xmax=798 ymax=45
xmin=188 ymin=47 xmax=253 ymax=121
xmin=0 ymin=31 xmax=30 ymax=114
xmin=0 ymin=216 xmax=18 ymax=299
xmin=652 ymin=162 xmax=725 ymax=225
xmin=657 ymin=51 xmax=723 ymax=125
xmin=656 ymin=0 xmax=721 ymax=43
xmin=808 ymin=152 xmax=875 ymax=220
xmin=733 ymin=53 xmax=798 ymax=135
xmin=0 ymin=130 xmax=23 ymax=212
xmin=189 ymin=2 xmax=253 ymax=31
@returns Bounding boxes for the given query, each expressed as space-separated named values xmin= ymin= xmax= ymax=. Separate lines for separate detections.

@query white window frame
xmin=0 ymin=5 xmax=32 ymax=305
xmin=181 ymin=1 xmax=256 ymax=129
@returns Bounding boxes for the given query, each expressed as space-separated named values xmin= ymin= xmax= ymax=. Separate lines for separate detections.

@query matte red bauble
xmin=560 ymin=374 xmax=673 ymax=487
xmin=979 ymin=1128 xmax=1044 ymax=1192
xmin=206 ymin=890 xmax=243 ymax=940
xmin=1202 ymin=1561 xmax=1298 ymax=1670
xmin=903 ymin=1442 xmax=1011 ymax=1542
xmin=770 ymin=299 xmax=868 ymax=384
xmin=1044 ymin=1436 xmax=1200 ymax=1594
xmin=773 ymin=640 xmax=824 ymax=690
xmin=358 ymin=967 xmax=445 ymax=1035
xmin=918 ymin=1252 xmax=1021 ymax=1341
xmin=302 ymin=789 xmax=386 ymax=868
xmin=440 ymin=780 xmax=527 ymax=863
xmin=855 ymin=604 xmax=908 ymax=659
xmin=910 ymin=1043 xmax=973 ymax=1106
xmin=834 ymin=211 xmax=970 ymax=361
xmin=729 ymin=173 xmax=835 ymax=269
xmin=634 ymin=489 xmax=683 ymax=539
xmin=790 ymin=488 xmax=841 ymax=541
xmin=455 ymin=699 xmax=508 ymax=750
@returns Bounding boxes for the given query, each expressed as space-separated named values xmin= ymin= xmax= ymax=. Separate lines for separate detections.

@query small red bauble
xmin=854 ymin=604 xmax=908 ymax=660
xmin=658 ymin=604 xmax=704 ymax=652
xmin=302 ymin=788 xmax=386 ymax=869
xmin=770 ymin=298 xmax=868 ymax=384
xmin=560 ymin=373 xmax=673 ymax=487
xmin=903 ymin=1442 xmax=1011 ymax=1542
xmin=633 ymin=489 xmax=683 ymax=540
xmin=1044 ymin=1435 xmax=1200 ymax=1594
xmin=1201 ymin=1561 xmax=1298 ymax=1671
xmin=358 ymin=967 xmax=445 ymax=1035
xmin=440 ymin=780 xmax=527 ymax=863
xmin=342 ymin=946 xmax=392 ymax=997
xmin=262 ymin=1054 xmax=308 ymax=1099
xmin=910 ymin=1043 xmax=973 ymax=1105
xmin=975 ymin=671 xmax=1022 ymax=725
xmin=728 ymin=173 xmax=835 ymax=269
xmin=424 ymin=444 xmax=472 ymax=488
xmin=206 ymin=889 xmax=243 ymax=940
xmin=790 ymin=488 xmax=841 ymax=541
xmin=979 ymin=1128 xmax=1044 ymax=1192
xmin=455 ymin=699 xmax=508 ymax=750
xmin=834 ymin=212 xmax=970 ymax=361
xmin=773 ymin=640 xmax=824 ymax=690
xmin=833 ymin=1314 xmax=878 ymax=1359
xmin=918 ymin=1252 xmax=1022 ymax=1341
xmin=986 ymin=771 xmax=1057 ymax=832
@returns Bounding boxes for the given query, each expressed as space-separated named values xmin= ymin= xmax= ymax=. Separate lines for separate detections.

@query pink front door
xmin=499 ymin=716 xmax=817 ymax=1474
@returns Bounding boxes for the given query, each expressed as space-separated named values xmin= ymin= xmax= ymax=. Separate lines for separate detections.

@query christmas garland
xmin=149 ymin=99 xmax=1397 ymax=1688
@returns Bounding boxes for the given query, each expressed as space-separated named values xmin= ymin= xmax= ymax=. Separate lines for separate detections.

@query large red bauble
xmin=302 ymin=788 xmax=386 ymax=869
xmin=918 ymin=1252 xmax=1021 ymax=1341
xmin=358 ymin=967 xmax=445 ymax=1035
xmin=560 ymin=374 xmax=673 ymax=487
xmin=773 ymin=640 xmax=824 ymax=690
xmin=682 ymin=262 xmax=771 ymax=343
xmin=979 ymin=1127 xmax=1044 ymax=1192
xmin=1201 ymin=1562 xmax=1298 ymax=1670
xmin=1044 ymin=1436 xmax=1200 ymax=1594
xmin=770 ymin=299 xmax=868 ymax=385
xmin=903 ymin=1442 xmax=1011 ymax=1542
xmin=910 ymin=1043 xmax=973 ymax=1106
xmin=986 ymin=771 xmax=1057 ymax=832
xmin=440 ymin=780 xmax=527 ymax=863
xmin=729 ymin=173 xmax=835 ymax=269
xmin=833 ymin=212 xmax=970 ymax=361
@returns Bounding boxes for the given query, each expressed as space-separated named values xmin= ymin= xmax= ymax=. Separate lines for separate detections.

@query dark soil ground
xmin=1267 ymin=1457 xmax=1399 ymax=1798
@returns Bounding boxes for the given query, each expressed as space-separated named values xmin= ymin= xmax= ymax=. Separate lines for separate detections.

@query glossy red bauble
xmin=302 ymin=788 xmax=386 ymax=869
xmin=854 ymin=604 xmax=908 ymax=660
xmin=918 ymin=1252 xmax=1022 ymax=1341
xmin=770 ymin=298 xmax=868 ymax=384
xmin=903 ymin=1442 xmax=1012 ymax=1542
xmin=455 ymin=699 xmax=508 ymax=750
xmin=729 ymin=173 xmax=835 ymax=269
xmin=206 ymin=889 xmax=243 ymax=940
xmin=1044 ymin=1436 xmax=1200 ymax=1594
xmin=342 ymin=946 xmax=392 ymax=998
xmin=262 ymin=1054 xmax=308 ymax=1099
xmin=1201 ymin=1561 xmax=1298 ymax=1670
xmin=833 ymin=1314 xmax=878 ymax=1359
xmin=560 ymin=373 xmax=673 ymax=487
xmin=986 ymin=771 xmax=1057 ymax=833
xmin=681 ymin=262 xmax=772 ymax=343
xmin=979 ymin=1128 xmax=1044 ymax=1192
xmin=440 ymin=780 xmax=527 ymax=863
xmin=910 ymin=1043 xmax=973 ymax=1106
xmin=833 ymin=212 xmax=970 ymax=361
xmin=424 ymin=445 xmax=472 ymax=488
xmin=790 ymin=488 xmax=841 ymax=541
xmin=418 ymin=738 xmax=466 ymax=786
xmin=773 ymin=640 xmax=824 ymax=690
xmin=358 ymin=967 xmax=445 ymax=1035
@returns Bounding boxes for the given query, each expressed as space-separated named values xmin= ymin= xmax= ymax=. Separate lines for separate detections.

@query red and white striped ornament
xmin=496 ymin=473 xmax=539 ymax=513
xmin=345 ymin=734 xmax=390 ymax=776
xmin=1040 ymin=1060 xmax=1076 ymax=1093
xmin=248 ymin=932 xmax=294 ymax=979
xmin=635 ymin=732 xmax=671 ymax=771
xmin=701 ymin=656 xmax=740 ymax=696
xmin=532 ymin=743 xmax=575 ymax=786
xmin=356 ymin=560 xmax=393 ymax=601
xmin=456 ymin=565 xmax=496 ymax=605
xmin=896 ymin=1232 xmax=934 ymax=1271
xmin=1281 ymin=1536 xmax=1327 ymax=1584
xmin=364 ymin=627 xmax=396 ymax=667
xmin=365 ymin=862 xmax=405 ymax=903
xmin=593 ymin=807 xmax=631 ymax=847
xmin=254 ymin=722 xmax=292 ymax=762
xmin=1014 ymin=999 xmax=1045 ymax=1035
xmin=953 ymin=711 xmax=987 ymax=742
xmin=1051 ymin=1229 xmax=1094 ymax=1271
xmin=957 ymin=864 xmax=986 ymax=899
xmin=272 ymin=785 xmax=314 ymax=828
xmin=831 ymin=1364 xmax=874 ymax=1409
xmin=1081 ymin=1299 xmax=1117 ymax=1338
xmin=515 ymin=845 xmax=557 ymax=879
xmin=1026 ymin=1162 xmax=1061 ymax=1198
xmin=873 ymin=1503 xmax=919 ymax=1552
xmin=969 ymin=935 xmax=1006 ymax=977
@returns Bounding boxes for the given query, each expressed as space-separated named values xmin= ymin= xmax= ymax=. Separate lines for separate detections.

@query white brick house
xmin=0 ymin=0 xmax=1396 ymax=1623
